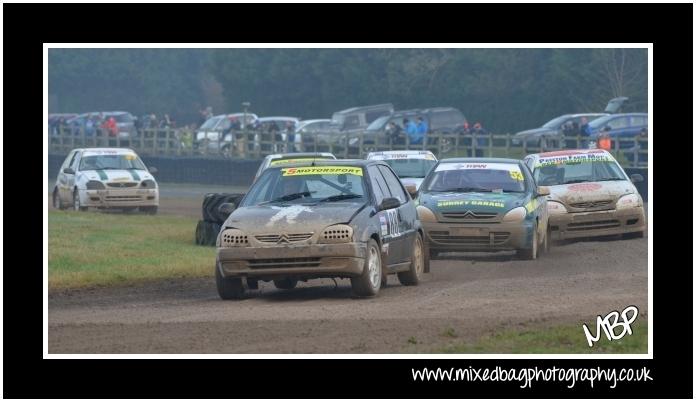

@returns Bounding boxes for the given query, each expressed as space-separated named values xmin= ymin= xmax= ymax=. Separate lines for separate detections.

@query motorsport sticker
xmin=282 ymin=166 xmax=363 ymax=176
xmin=270 ymin=158 xmax=331 ymax=166
xmin=124 ymin=154 xmax=136 ymax=160
xmin=536 ymin=154 xmax=613 ymax=168
xmin=437 ymin=200 xmax=505 ymax=208
xmin=524 ymin=198 xmax=539 ymax=213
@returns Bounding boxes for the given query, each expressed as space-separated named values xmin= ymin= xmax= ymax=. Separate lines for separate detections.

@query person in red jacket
xmin=101 ymin=116 xmax=118 ymax=137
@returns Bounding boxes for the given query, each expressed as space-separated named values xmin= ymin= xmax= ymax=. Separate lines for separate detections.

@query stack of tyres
xmin=195 ymin=193 xmax=245 ymax=246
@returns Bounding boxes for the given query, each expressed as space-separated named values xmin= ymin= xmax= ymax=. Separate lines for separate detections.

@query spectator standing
xmin=404 ymin=118 xmax=421 ymax=145
xmin=416 ymin=116 xmax=428 ymax=135
xmin=579 ymin=116 xmax=591 ymax=136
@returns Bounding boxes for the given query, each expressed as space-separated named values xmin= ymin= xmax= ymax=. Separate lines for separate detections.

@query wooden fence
xmin=48 ymin=126 xmax=648 ymax=167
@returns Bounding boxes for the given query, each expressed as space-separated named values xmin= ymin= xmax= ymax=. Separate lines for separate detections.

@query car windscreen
xmin=366 ymin=116 xmax=390 ymax=130
xmin=533 ymin=153 xmax=626 ymax=186
xmin=588 ymin=115 xmax=613 ymax=129
xmin=200 ymin=116 xmax=223 ymax=130
xmin=542 ymin=116 xmax=569 ymax=129
xmin=79 ymin=154 xmax=147 ymax=171
xmin=242 ymin=166 xmax=367 ymax=207
xmin=383 ymin=158 xmax=437 ymax=179
xmin=113 ymin=114 xmax=134 ymax=123
xmin=424 ymin=162 xmax=526 ymax=193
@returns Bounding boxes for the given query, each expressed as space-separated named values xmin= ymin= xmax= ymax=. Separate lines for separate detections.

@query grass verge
xmin=48 ymin=210 xmax=215 ymax=289
xmin=436 ymin=320 xmax=648 ymax=354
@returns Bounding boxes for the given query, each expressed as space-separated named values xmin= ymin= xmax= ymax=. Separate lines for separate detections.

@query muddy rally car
xmin=53 ymin=148 xmax=159 ymax=213
xmin=215 ymin=160 xmax=426 ymax=299
xmin=523 ymin=149 xmax=646 ymax=239
xmin=414 ymin=158 xmax=550 ymax=260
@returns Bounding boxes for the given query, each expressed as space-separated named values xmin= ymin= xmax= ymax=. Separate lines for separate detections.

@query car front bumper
xmin=217 ymin=242 xmax=366 ymax=280
xmin=423 ymin=220 xmax=535 ymax=252
xmin=80 ymin=188 xmax=159 ymax=208
xmin=549 ymin=206 xmax=645 ymax=239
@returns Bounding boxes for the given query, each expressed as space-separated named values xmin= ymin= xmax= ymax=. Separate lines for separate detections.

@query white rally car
xmin=366 ymin=150 xmax=438 ymax=189
xmin=52 ymin=148 xmax=159 ymax=213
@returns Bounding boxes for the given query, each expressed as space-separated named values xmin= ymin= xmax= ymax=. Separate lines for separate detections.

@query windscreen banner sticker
xmin=435 ymin=162 xmax=523 ymax=174
xmin=372 ymin=153 xmax=435 ymax=160
xmin=437 ymin=200 xmax=505 ymax=208
xmin=124 ymin=154 xmax=136 ymax=160
xmin=536 ymin=153 xmax=613 ymax=167
xmin=281 ymin=166 xmax=363 ymax=176
xmin=270 ymin=158 xmax=330 ymax=166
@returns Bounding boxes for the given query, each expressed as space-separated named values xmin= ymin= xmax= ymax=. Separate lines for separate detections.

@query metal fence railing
xmin=48 ymin=126 xmax=648 ymax=167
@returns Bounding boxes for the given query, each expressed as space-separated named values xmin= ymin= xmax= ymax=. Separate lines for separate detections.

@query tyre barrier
xmin=195 ymin=193 xmax=245 ymax=246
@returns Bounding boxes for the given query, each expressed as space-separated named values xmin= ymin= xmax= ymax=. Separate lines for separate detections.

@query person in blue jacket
xmin=404 ymin=118 xmax=421 ymax=144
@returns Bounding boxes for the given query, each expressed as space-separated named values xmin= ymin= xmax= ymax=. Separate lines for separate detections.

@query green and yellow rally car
xmin=413 ymin=158 xmax=551 ymax=260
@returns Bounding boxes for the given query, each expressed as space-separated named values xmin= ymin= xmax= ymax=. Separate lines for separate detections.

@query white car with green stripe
xmin=53 ymin=148 xmax=159 ymax=213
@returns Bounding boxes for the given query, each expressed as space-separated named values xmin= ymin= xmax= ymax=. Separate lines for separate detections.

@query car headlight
xmin=141 ymin=179 xmax=157 ymax=189
xmin=616 ymin=193 xmax=642 ymax=210
xmin=220 ymin=228 xmax=249 ymax=247
xmin=502 ymin=206 xmax=527 ymax=222
xmin=320 ymin=224 xmax=353 ymax=244
xmin=86 ymin=180 xmax=105 ymax=190
xmin=416 ymin=205 xmax=437 ymax=222
xmin=547 ymin=201 xmax=568 ymax=215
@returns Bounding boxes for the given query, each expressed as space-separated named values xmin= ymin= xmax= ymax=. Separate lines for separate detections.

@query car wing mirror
xmin=378 ymin=197 xmax=401 ymax=211
xmin=536 ymin=186 xmax=550 ymax=197
xmin=630 ymin=174 xmax=644 ymax=183
xmin=148 ymin=166 xmax=158 ymax=174
xmin=63 ymin=167 xmax=75 ymax=175
xmin=218 ymin=202 xmax=237 ymax=218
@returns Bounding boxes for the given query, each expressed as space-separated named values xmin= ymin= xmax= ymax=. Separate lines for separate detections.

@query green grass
xmin=436 ymin=320 xmax=648 ymax=354
xmin=48 ymin=210 xmax=215 ymax=289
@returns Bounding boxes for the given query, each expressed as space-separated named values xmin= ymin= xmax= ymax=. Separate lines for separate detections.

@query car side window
xmin=378 ymin=165 xmax=408 ymax=203
xmin=61 ymin=151 xmax=76 ymax=170
xmin=368 ymin=166 xmax=388 ymax=205
xmin=68 ymin=151 xmax=80 ymax=171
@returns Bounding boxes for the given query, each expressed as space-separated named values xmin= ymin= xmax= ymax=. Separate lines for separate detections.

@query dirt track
xmin=49 ymin=221 xmax=648 ymax=353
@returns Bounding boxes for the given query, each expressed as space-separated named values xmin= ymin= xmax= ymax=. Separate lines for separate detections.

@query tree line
xmin=49 ymin=48 xmax=647 ymax=133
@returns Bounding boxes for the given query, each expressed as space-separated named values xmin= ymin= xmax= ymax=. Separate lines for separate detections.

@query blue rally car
xmin=413 ymin=158 xmax=551 ymax=260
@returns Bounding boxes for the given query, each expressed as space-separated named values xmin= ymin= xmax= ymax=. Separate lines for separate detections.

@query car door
xmin=66 ymin=151 xmax=82 ymax=201
xmin=523 ymin=163 xmax=548 ymax=238
xmin=367 ymin=166 xmax=400 ymax=266
xmin=377 ymin=165 xmax=417 ymax=264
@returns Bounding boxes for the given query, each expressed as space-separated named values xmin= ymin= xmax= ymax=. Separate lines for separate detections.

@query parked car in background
xmin=512 ymin=113 xmax=608 ymax=146
xmin=64 ymin=111 xmax=137 ymax=140
xmin=366 ymin=150 xmax=438 ymax=189
xmin=297 ymin=119 xmax=337 ymax=149
xmin=587 ymin=113 xmax=648 ymax=138
xmin=331 ymin=103 xmax=394 ymax=133
xmin=359 ymin=107 xmax=467 ymax=148
xmin=195 ymin=113 xmax=260 ymax=156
